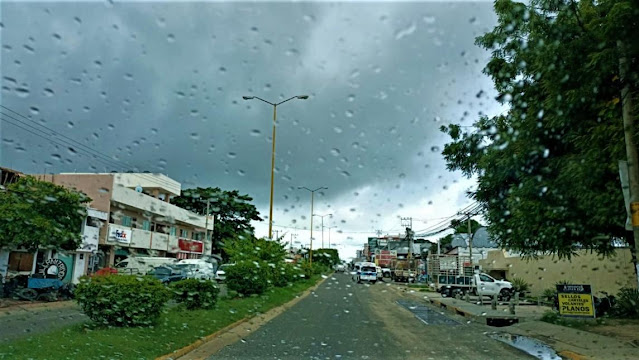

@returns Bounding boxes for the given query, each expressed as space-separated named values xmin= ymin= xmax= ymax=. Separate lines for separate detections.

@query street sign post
xmin=556 ymin=284 xmax=595 ymax=318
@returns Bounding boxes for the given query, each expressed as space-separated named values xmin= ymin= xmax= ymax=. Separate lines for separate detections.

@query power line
xmin=0 ymin=105 xmax=179 ymax=190
xmin=0 ymin=106 xmax=178 ymax=189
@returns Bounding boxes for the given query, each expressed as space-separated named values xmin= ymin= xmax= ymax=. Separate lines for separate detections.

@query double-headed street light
xmin=313 ymin=213 xmax=332 ymax=248
xmin=243 ymin=95 xmax=309 ymax=239
xmin=298 ymin=186 xmax=327 ymax=265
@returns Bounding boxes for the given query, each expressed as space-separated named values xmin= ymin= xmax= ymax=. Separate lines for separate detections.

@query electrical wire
xmin=1 ymin=105 xmax=179 ymax=190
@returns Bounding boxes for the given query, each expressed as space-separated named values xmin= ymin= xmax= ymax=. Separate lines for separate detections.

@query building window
xmin=180 ymin=229 xmax=188 ymax=238
xmin=170 ymin=227 xmax=177 ymax=236
xmin=122 ymin=216 xmax=132 ymax=227
xmin=193 ymin=232 xmax=201 ymax=241
xmin=142 ymin=220 xmax=151 ymax=231
xmin=131 ymin=217 xmax=138 ymax=229
xmin=109 ymin=213 xmax=115 ymax=224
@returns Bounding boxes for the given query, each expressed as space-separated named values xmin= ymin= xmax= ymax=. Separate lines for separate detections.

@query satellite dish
xmin=135 ymin=185 xmax=143 ymax=193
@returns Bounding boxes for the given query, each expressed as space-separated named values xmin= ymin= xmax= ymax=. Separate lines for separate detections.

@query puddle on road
xmin=488 ymin=333 xmax=562 ymax=360
xmin=396 ymin=300 xmax=459 ymax=325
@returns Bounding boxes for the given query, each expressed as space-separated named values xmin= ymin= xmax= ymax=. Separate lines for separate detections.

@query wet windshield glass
xmin=1 ymin=0 xmax=638 ymax=359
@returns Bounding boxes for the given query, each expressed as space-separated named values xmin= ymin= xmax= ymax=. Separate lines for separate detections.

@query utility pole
xmin=327 ymin=226 xmax=336 ymax=248
xmin=204 ymin=199 xmax=211 ymax=254
xmin=467 ymin=215 xmax=473 ymax=269
xmin=619 ymin=40 xmax=639 ymax=287
xmin=299 ymin=186 xmax=327 ymax=266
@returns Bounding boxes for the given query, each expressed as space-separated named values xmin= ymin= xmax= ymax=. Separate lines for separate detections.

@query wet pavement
xmin=208 ymin=273 xmax=535 ymax=359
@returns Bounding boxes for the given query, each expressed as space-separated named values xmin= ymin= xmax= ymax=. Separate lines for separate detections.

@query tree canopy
xmin=312 ymin=248 xmax=341 ymax=267
xmin=0 ymin=176 xmax=91 ymax=250
xmin=172 ymin=187 xmax=262 ymax=251
xmin=441 ymin=0 xmax=639 ymax=258
xmin=223 ymin=235 xmax=286 ymax=264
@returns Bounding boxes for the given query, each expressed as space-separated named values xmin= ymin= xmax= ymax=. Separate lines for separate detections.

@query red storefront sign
xmin=178 ymin=238 xmax=204 ymax=254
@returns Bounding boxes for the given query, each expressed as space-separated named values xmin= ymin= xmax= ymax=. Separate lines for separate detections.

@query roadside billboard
xmin=556 ymin=284 xmax=595 ymax=318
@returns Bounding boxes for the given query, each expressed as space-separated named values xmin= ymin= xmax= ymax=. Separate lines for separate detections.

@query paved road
xmin=0 ymin=303 xmax=85 ymax=343
xmin=211 ymin=273 xmax=534 ymax=360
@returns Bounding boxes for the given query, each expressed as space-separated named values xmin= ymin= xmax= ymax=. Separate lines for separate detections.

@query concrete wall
xmin=479 ymin=249 xmax=637 ymax=296
xmin=35 ymin=174 xmax=114 ymax=213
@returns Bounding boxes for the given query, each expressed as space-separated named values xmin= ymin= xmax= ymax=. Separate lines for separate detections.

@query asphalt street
xmin=211 ymin=273 xmax=534 ymax=360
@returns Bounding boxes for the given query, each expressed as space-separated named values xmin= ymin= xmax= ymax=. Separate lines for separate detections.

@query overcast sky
xmin=0 ymin=1 xmax=500 ymax=259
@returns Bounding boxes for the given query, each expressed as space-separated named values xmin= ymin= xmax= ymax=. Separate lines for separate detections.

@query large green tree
xmin=172 ymin=187 xmax=262 ymax=251
xmin=0 ymin=176 xmax=90 ymax=250
xmin=312 ymin=248 xmax=340 ymax=267
xmin=441 ymin=0 xmax=639 ymax=258
xmin=223 ymin=235 xmax=286 ymax=264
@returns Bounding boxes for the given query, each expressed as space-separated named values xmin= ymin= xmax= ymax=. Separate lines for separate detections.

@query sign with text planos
xmin=556 ymin=284 xmax=595 ymax=318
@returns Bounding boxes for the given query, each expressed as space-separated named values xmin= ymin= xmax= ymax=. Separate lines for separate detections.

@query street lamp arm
xmin=276 ymin=96 xmax=301 ymax=106
xmin=253 ymin=96 xmax=275 ymax=106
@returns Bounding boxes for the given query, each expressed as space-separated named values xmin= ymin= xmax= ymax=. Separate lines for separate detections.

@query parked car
xmin=215 ymin=263 xmax=235 ymax=282
xmin=147 ymin=265 xmax=186 ymax=284
xmin=176 ymin=258 xmax=217 ymax=280
xmin=114 ymin=257 xmax=177 ymax=275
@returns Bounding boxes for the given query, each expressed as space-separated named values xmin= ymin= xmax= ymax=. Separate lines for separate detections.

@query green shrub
xmin=225 ymin=260 xmax=269 ymax=296
xmin=612 ymin=287 xmax=639 ymax=319
xmin=75 ymin=274 xmax=170 ymax=327
xmin=300 ymin=261 xmax=314 ymax=279
xmin=510 ymin=277 xmax=530 ymax=294
xmin=171 ymin=279 xmax=220 ymax=310
xmin=542 ymin=288 xmax=557 ymax=303
xmin=540 ymin=310 xmax=560 ymax=324
xmin=266 ymin=262 xmax=303 ymax=287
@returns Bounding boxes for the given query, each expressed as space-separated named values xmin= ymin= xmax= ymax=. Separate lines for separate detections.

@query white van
xmin=176 ymin=259 xmax=217 ymax=280
xmin=353 ymin=262 xmax=378 ymax=284
xmin=115 ymin=257 xmax=178 ymax=275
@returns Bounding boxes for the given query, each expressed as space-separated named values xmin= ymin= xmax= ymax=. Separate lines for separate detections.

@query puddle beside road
xmin=488 ymin=333 xmax=562 ymax=360
xmin=396 ymin=300 xmax=459 ymax=325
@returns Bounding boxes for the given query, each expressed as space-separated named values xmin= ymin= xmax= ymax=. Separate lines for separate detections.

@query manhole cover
xmin=396 ymin=300 xmax=459 ymax=325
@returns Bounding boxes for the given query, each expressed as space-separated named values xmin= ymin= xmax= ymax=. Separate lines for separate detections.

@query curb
xmin=155 ymin=318 xmax=251 ymax=360
xmin=155 ymin=274 xmax=332 ymax=360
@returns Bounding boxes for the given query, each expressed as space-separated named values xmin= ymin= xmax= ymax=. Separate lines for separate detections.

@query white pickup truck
xmin=436 ymin=273 xmax=514 ymax=301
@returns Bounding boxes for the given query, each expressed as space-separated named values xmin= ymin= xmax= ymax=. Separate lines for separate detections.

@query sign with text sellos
xmin=556 ymin=284 xmax=595 ymax=318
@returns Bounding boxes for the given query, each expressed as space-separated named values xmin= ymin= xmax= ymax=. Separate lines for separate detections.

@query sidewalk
xmin=397 ymin=286 xmax=638 ymax=360
xmin=0 ymin=299 xmax=77 ymax=317
xmin=503 ymin=320 xmax=638 ymax=360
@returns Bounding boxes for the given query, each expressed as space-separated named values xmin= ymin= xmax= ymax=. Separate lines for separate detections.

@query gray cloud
xmin=1 ymin=1 xmax=500 ymax=257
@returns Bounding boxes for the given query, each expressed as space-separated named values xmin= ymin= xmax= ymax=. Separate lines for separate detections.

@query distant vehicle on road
xmin=376 ymin=266 xmax=383 ymax=280
xmin=335 ymin=264 xmax=346 ymax=272
xmin=147 ymin=265 xmax=186 ymax=284
xmin=114 ymin=257 xmax=177 ymax=275
xmin=352 ymin=262 xmax=377 ymax=284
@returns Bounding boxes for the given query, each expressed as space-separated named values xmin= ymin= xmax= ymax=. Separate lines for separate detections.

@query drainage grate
xmin=396 ymin=300 xmax=460 ymax=325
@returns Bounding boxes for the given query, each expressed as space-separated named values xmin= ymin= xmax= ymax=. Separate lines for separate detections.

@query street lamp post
xmin=326 ymin=226 xmax=336 ymax=248
xmin=298 ymin=186 xmax=327 ymax=265
xmin=242 ymin=95 xmax=309 ymax=239
xmin=313 ymin=213 xmax=332 ymax=248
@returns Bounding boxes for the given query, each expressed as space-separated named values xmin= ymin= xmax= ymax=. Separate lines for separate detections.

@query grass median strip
xmin=0 ymin=276 xmax=322 ymax=360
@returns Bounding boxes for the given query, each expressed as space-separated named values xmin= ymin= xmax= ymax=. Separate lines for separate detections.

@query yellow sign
xmin=558 ymin=293 xmax=594 ymax=317
xmin=631 ymin=202 xmax=639 ymax=226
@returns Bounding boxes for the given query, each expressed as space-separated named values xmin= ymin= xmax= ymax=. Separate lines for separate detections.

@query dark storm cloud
xmin=1 ymin=1 xmax=500 ymax=248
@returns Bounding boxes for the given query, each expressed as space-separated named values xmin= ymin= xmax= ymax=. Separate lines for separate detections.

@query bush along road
xmin=0 ymin=260 xmax=330 ymax=360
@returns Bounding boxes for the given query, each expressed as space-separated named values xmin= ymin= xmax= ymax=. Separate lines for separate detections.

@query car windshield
xmin=2 ymin=1 xmax=637 ymax=358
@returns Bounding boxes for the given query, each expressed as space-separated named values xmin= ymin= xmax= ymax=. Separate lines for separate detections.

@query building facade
xmin=35 ymin=173 xmax=213 ymax=270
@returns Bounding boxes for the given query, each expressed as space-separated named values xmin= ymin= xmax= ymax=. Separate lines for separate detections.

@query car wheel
xmin=499 ymin=289 xmax=512 ymax=302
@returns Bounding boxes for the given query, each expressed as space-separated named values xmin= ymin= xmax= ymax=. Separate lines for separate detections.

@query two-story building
xmin=35 ymin=172 xmax=213 ymax=270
